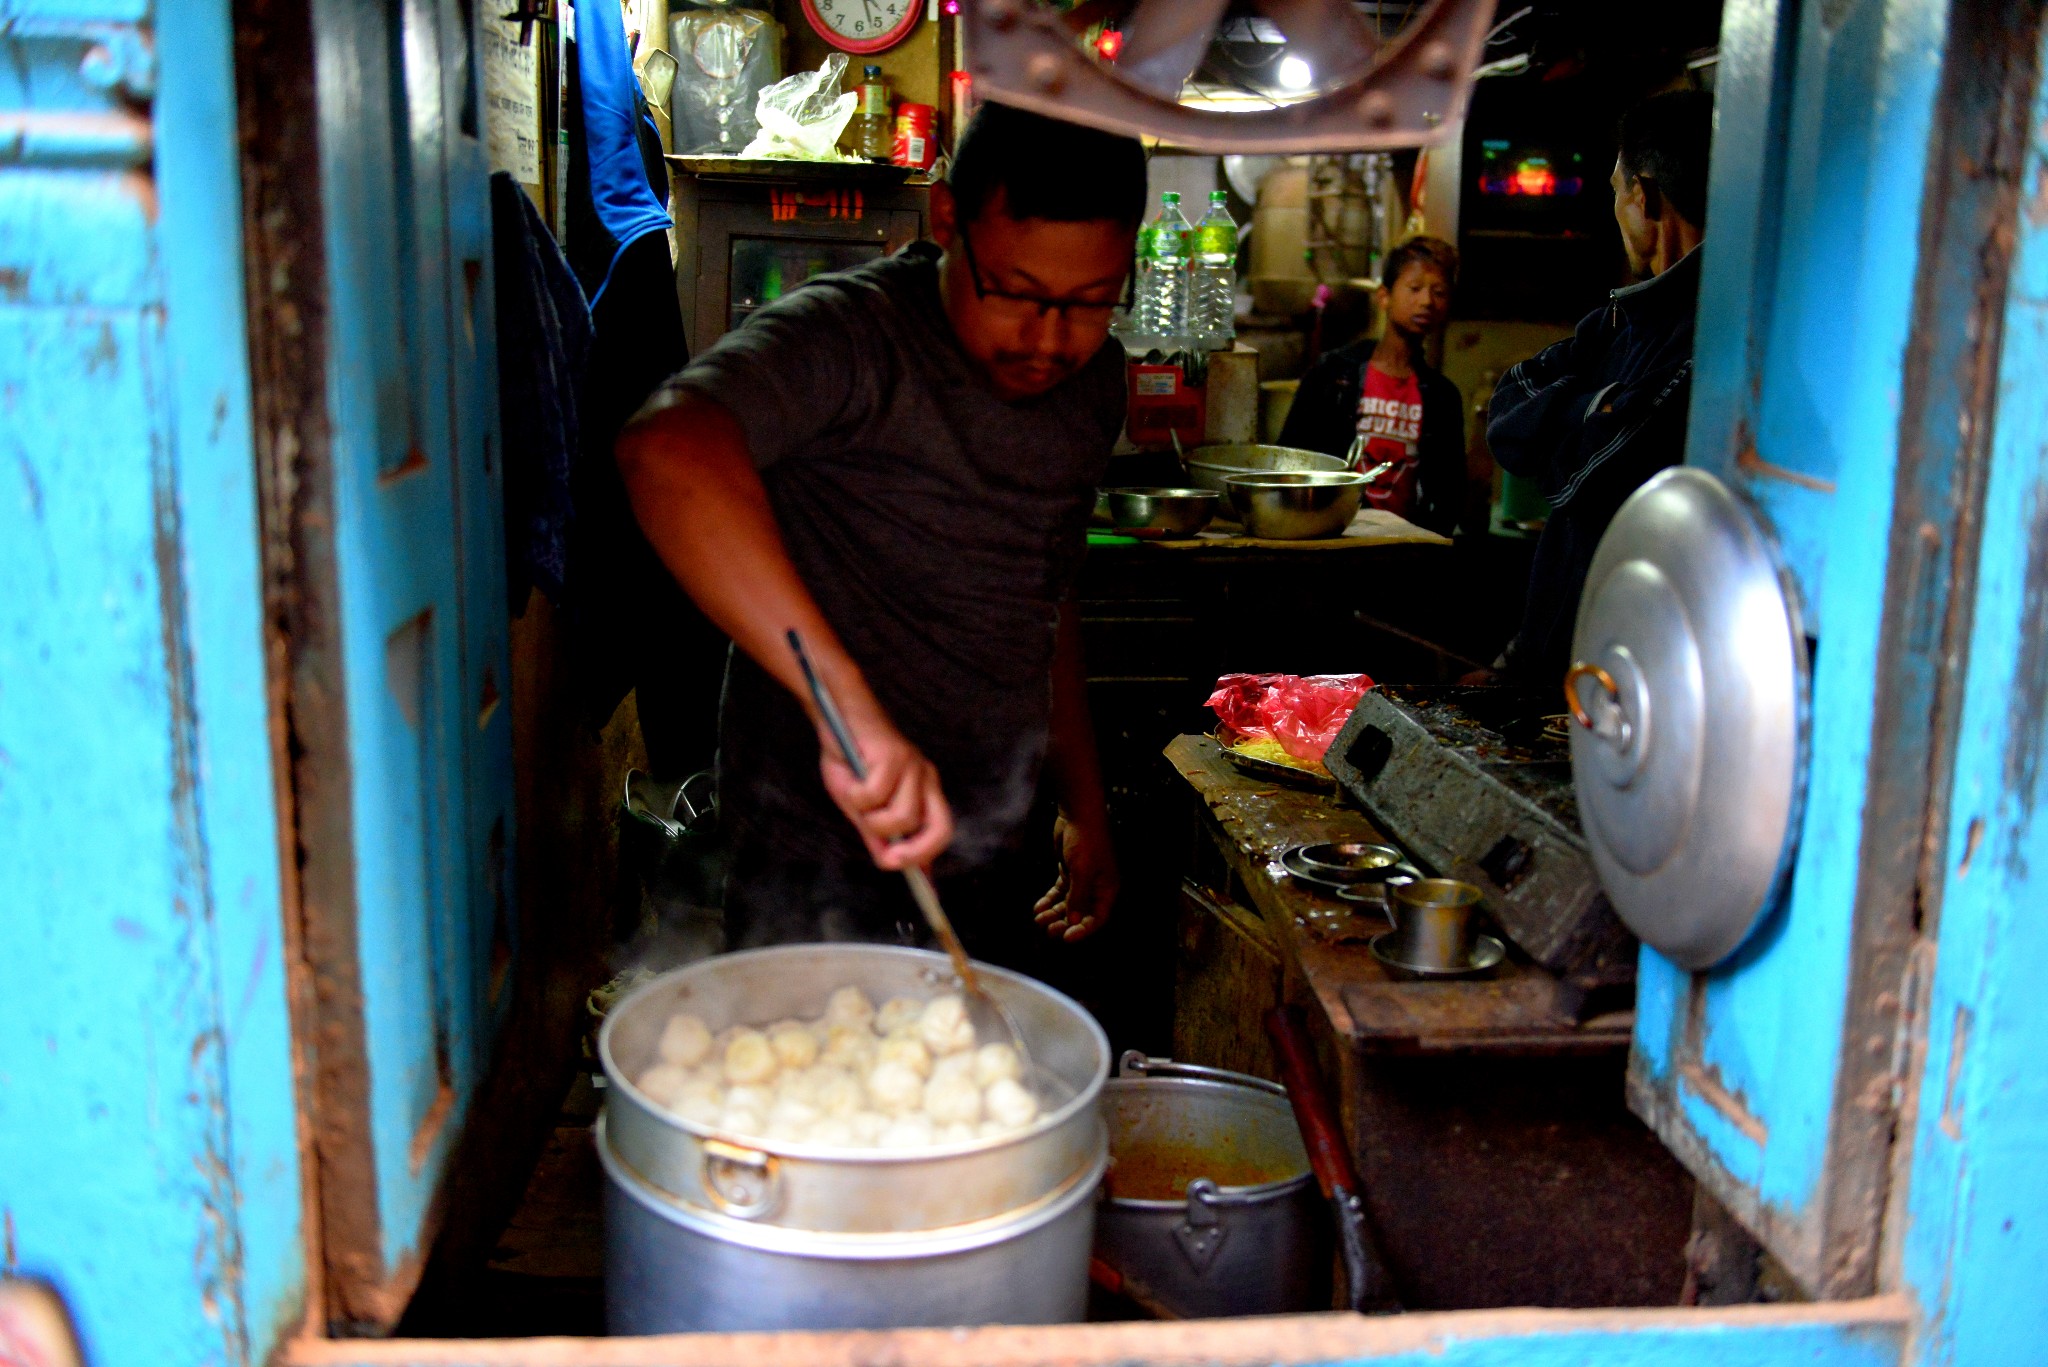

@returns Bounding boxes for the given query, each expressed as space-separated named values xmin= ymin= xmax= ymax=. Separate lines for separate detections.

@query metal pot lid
xmin=1566 ymin=467 xmax=1808 ymax=969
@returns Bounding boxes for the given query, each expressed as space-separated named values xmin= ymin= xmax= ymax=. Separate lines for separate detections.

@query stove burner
xmin=1326 ymin=685 xmax=1635 ymax=1002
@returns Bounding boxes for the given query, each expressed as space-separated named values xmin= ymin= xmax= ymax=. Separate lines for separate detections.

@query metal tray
xmin=1217 ymin=737 xmax=1336 ymax=792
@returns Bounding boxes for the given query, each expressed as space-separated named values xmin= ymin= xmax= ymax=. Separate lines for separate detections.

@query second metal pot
xmin=1095 ymin=1054 xmax=1331 ymax=1318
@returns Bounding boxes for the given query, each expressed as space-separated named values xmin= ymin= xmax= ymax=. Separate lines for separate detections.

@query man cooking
xmin=1482 ymin=88 xmax=1713 ymax=687
xmin=616 ymin=103 xmax=1145 ymax=957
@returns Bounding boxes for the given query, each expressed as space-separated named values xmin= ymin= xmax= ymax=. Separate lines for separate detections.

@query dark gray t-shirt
xmin=657 ymin=243 xmax=1125 ymax=871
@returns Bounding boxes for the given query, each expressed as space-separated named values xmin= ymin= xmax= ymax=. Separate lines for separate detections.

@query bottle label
xmin=861 ymin=84 xmax=891 ymax=116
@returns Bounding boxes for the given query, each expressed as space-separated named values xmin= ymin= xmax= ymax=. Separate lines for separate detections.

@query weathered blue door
xmin=1627 ymin=0 xmax=2043 ymax=1307
xmin=239 ymin=0 xmax=513 ymax=1328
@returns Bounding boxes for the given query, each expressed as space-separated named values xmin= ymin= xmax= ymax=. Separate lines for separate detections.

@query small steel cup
xmin=1387 ymin=878 xmax=1484 ymax=970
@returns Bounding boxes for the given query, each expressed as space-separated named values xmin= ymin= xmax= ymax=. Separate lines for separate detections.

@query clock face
xmin=802 ymin=0 xmax=920 ymax=54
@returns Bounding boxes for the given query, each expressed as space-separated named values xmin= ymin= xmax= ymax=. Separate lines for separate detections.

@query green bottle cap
xmin=1162 ymin=191 xmax=1180 ymax=204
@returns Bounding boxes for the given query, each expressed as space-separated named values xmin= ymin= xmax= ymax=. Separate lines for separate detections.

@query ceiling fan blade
xmin=1115 ymin=0 xmax=1232 ymax=99
xmin=1252 ymin=0 xmax=1380 ymax=85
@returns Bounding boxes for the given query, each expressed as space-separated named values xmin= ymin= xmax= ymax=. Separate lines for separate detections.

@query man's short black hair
xmin=947 ymin=101 xmax=1147 ymax=228
xmin=1618 ymin=89 xmax=1714 ymax=229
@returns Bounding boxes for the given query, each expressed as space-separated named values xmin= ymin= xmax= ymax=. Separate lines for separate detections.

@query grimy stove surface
xmin=1374 ymin=685 xmax=1580 ymax=828
xmin=1327 ymin=683 xmax=1634 ymax=1001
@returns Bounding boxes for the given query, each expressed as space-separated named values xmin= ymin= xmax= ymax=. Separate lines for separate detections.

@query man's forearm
xmin=615 ymin=393 xmax=873 ymax=723
xmin=1047 ymin=603 xmax=1109 ymax=831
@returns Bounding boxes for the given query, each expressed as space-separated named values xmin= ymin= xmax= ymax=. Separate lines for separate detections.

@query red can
xmin=891 ymin=103 xmax=937 ymax=172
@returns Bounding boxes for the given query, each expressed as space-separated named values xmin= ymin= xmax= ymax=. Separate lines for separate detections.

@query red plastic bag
xmin=1205 ymin=672 xmax=1374 ymax=765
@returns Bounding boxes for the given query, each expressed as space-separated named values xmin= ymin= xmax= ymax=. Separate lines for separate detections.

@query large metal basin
xmin=601 ymin=1118 xmax=1104 ymax=1333
xmin=1184 ymin=443 xmax=1347 ymax=496
xmin=599 ymin=944 xmax=1111 ymax=1234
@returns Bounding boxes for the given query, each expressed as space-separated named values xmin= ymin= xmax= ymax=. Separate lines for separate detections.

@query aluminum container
xmin=598 ymin=944 xmax=1111 ymax=1234
xmin=1183 ymin=443 xmax=1347 ymax=496
xmin=1225 ymin=471 xmax=1368 ymax=540
xmin=601 ymin=1116 xmax=1106 ymax=1332
xmin=1095 ymin=1054 xmax=1331 ymax=1317
xmin=1104 ymin=486 xmax=1220 ymax=536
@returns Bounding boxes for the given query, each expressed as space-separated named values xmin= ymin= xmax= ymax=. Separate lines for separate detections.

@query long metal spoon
xmin=785 ymin=630 xmax=1035 ymax=1074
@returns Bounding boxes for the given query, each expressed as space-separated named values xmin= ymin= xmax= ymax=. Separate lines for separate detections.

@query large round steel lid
xmin=1565 ymin=467 xmax=1808 ymax=969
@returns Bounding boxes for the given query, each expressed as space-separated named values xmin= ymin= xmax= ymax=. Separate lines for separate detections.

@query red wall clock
xmin=800 ymin=0 xmax=921 ymax=54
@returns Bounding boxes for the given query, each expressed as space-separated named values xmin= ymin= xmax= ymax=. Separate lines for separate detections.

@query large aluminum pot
xmin=1183 ymin=443 xmax=1347 ymax=496
xmin=1095 ymin=1053 xmax=1331 ymax=1317
xmin=599 ymin=945 xmax=1111 ymax=1234
xmin=601 ymin=1117 xmax=1105 ymax=1332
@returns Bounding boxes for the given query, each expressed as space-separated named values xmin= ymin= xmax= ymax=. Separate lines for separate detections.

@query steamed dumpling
xmin=657 ymin=1013 xmax=715 ymax=1068
xmin=879 ymin=1113 xmax=935 ymax=1148
xmin=923 ymin=1067 xmax=983 ymax=1126
xmin=875 ymin=995 xmax=927 ymax=1037
xmin=865 ymin=1059 xmax=926 ymax=1115
xmin=764 ymin=1097 xmax=820 ymax=1142
xmin=723 ymin=1029 xmax=778 ymax=1086
xmin=984 ymin=1077 xmax=1040 ymax=1131
xmin=876 ymin=1033 xmax=934 ymax=1079
xmin=716 ymin=1102 xmax=766 ymax=1135
xmin=723 ymin=1083 xmax=773 ymax=1117
xmin=806 ymin=1114 xmax=862 ymax=1149
xmin=819 ymin=1024 xmax=877 ymax=1070
xmin=810 ymin=1067 xmax=865 ymax=1116
xmin=768 ymin=1020 xmax=820 ymax=1070
xmin=936 ymin=1121 xmax=979 ymax=1146
xmin=668 ymin=1081 xmax=724 ymax=1127
xmin=823 ymin=986 xmax=876 ymax=1031
xmin=636 ymin=1063 xmax=692 ymax=1107
xmin=918 ymin=995 xmax=977 ymax=1056
xmin=973 ymin=1042 xmax=1022 ymax=1088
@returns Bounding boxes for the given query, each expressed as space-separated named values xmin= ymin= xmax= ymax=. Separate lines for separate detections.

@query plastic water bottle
xmin=1135 ymin=191 xmax=1192 ymax=337
xmin=1188 ymin=190 xmax=1238 ymax=346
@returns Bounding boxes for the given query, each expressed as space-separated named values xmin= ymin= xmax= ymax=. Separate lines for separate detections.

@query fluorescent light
xmin=1277 ymin=54 xmax=1313 ymax=90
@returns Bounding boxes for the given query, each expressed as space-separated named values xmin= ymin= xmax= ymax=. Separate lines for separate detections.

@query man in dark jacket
xmin=1278 ymin=237 xmax=1464 ymax=536
xmin=1485 ymin=89 xmax=1713 ymax=686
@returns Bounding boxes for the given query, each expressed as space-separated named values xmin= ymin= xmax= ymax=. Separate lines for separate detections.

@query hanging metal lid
xmin=1565 ymin=468 xmax=1808 ymax=970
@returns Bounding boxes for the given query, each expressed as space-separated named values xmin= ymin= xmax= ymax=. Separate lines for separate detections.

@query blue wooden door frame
xmin=0 ymin=2 xmax=307 ymax=1364
xmin=232 ymin=0 xmax=517 ymax=1331
xmin=1 ymin=0 xmax=2044 ymax=1364
xmin=1626 ymin=0 xmax=2048 ymax=1306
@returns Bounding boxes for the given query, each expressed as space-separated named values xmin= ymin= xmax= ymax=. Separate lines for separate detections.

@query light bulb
xmin=1277 ymin=54 xmax=1313 ymax=91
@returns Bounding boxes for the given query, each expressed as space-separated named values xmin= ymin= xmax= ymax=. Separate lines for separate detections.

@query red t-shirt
xmin=1353 ymin=363 xmax=1424 ymax=517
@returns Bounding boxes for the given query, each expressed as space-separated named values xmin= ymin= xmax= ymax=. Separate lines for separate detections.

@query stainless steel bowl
xmin=1225 ymin=471 xmax=1369 ymax=540
xmin=1183 ymin=443 xmax=1348 ymax=496
xmin=1104 ymin=486 xmax=1219 ymax=536
xmin=1293 ymin=841 xmax=1403 ymax=881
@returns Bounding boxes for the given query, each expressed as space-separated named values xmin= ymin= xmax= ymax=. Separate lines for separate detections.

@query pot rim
xmin=598 ymin=1113 xmax=1109 ymax=1257
xmin=1099 ymin=1074 xmax=1317 ymax=1207
xmin=598 ymin=944 xmax=1111 ymax=1165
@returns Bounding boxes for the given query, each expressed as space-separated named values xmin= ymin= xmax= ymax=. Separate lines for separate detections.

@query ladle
xmin=786 ymin=630 xmax=1036 ymax=1077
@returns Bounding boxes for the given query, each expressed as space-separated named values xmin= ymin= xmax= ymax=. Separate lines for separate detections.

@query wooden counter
xmin=1094 ymin=507 xmax=1454 ymax=553
xmin=1162 ymin=733 xmax=1693 ymax=1311
xmin=1164 ymin=733 xmax=1632 ymax=1060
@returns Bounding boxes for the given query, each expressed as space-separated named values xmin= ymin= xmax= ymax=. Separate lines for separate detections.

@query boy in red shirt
xmin=1277 ymin=237 xmax=1463 ymax=535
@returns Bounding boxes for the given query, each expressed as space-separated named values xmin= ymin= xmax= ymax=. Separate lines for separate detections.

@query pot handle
xmin=1117 ymin=1050 xmax=1288 ymax=1097
xmin=699 ymin=1138 xmax=782 ymax=1220
xmin=1172 ymin=1178 xmax=1228 ymax=1272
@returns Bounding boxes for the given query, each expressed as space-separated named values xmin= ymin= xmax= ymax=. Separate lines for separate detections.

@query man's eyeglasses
xmin=956 ymin=226 xmax=1134 ymax=326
